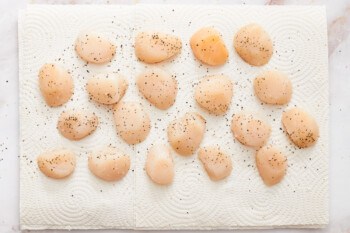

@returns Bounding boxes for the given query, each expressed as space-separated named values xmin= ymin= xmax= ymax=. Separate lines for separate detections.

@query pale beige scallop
xmin=86 ymin=73 xmax=128 ymax=105
xmin=234 ymin=23 xmax=273 ymax=66
xmin=254 ymin=70 xmax=292 ymax=105
xmin=195 ymin=74 xmax=233 ymax=115
xmin=38 ymin=63 xmax=73 ymax=107
xmin=167 ymin=112 xmax=206 ymax=156
xmin=256 ymin=146 xmax=287 ymax=186
xmin=190 ymin=27 xmax=229 ymax=66
xmin=114 ymin=101 xmax=151 ymax=145
xmin=137 ymin=68 xmax=177 ymax=110
xmin=231 ymin=113 xmax=271 ymax=149
xmin=57 ymin=109 xmax=99 ymax=141
xmin=75 ymin=32 xmax=116 ymax=64
xmin=198 ymin=146 xmax=232 ymax=181
xmin=146 ymin=144 xmax=174 ymax=185
xmin=37 ymin=149 xmax=76 ymax=179
xmin=135 ymin=31 xmax=182 ymax=64
xmin=88 ymin=146 xmax=130 ymax=182
xmin=282 ymin=108 xmax=319 ymax=148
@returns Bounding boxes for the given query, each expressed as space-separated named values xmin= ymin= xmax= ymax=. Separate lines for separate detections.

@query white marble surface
xmin=0 ymin=0 xmax=349 ymax=232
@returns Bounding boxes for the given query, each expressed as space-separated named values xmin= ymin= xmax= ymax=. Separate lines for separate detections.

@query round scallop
xmin=254 ymin=70 xmax=292 ymax=105
xmin=190 ymin=27 xmax=229 ymax=66
xmin=137 ymin=68 xmax=178 ymax=110
xmin=256 ymin=146 xmax=287 ymax=186
xmin=231 ymin=113 xmax=271 ymax=149
xmin=57 ymin=109 xmax=99 ymax=140
xmin=282 ymin=108 xmax=319 ymax=148
xmin=75 ymin=32 xmax=116 ymax=64
xmin=146 ymin=144 xmax=174 ymax=185
xmin=37 ymin=149 xmax=76 ymax=179
xmin=195 ymin=74 xmax=233 ymax=115
xmin=86 ymin=73 xmax=128 ymax=105
xmin=114 ymin=101 xmax=151 ymax=145
xmin=135 ymin=31 xmax=182 ymax=64
xmin=167 ymin=112 xmax=206 ymax=156
xmin=88 ymin=146 xmax=130 ymax=182
xmin=198 ymin=146 xmax=232 ymax=181
xmin=38 ymin=63 xmax=73 ymax=107
xmin=234 ymin=23 xmax=273 ymax=66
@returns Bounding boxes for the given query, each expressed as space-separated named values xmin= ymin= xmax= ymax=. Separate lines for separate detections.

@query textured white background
xmin=1 ymin=0 xmax=350 ymax=233
xmin=19 ymin=4 xmax=328 ymax=230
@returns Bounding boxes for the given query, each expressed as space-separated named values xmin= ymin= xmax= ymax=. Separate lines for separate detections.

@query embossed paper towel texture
xmin=19 ymin=5 xmax=329 ymax=230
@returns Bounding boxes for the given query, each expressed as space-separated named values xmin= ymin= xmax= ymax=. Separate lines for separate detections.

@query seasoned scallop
xmin=135 ymin=31 xmax=182 ymax=64
xmin=231 ymin=113 xmax=271 ymax=149
xmin=86 ymin=73 xmax=128 ymax=105
xmin=198 ymin=146 xmax=232 ymax=181
xmin=75 ymin=32 xmax=116 ymax=64
xmin=190 ymin=27 xmax=228 ymax=66
xmin=37 ymin=149 xmax=76 ymax=179
xmin=137 ymin=68 xmax=177 ymax=110
xmin=146 ymin=144 xmax=174 ymax=185
xmin=88 ymin=146 xmax=130 ymax=182
xmin=195 ymin=74 xmax=233 ymax=115
xmin=167 ymin=112 xmax=206 ymax=156
xmin=254 ymin=70 xmax=292 ymax=105
xmin=38 ymin=63 xmax=73 ymax=107
xmin=282 ymin=108 xmax=319 ymax=148
xmin=234 ymin=23 xmax=273 ymax=66
xmin=57 ymin=109 xmax=98 ymax=140
xmin=256 ymin=146 xmax=287 ymax=186
xmin=114 ymin=101 xmax=151 ymax=145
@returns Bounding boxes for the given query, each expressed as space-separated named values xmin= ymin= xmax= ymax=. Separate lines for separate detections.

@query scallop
xmin=37 ymin=149 xmax=76 ymax=179
xmin=190 ymin=27 xmax=228 ymax=66
xmin=86 ymin=73 xmax=128 ymax=105
xmin=234 ymin=23 xmax=273 ymax=66
xmin=282 ymin=108 xmax=319 ymax=148
xmin=167 ymin=112 xmax=206 ymax=156
xmin=256 ymin=146 xmax=287 ymax=186
xmin=114 ymin=101 xmax=151 ymax=145
xmin=57 ymin=109 xmax=99 ymax=140
xmin=254 ymin=70 xmax=292 ymax=105
xmin=135 ymin=31 xmax=182 ymax=64
xmin=38 ymin=63 xmax=73 ymax=107
xmin=195 ymin=74 xmax=233 ymax=115
xmin=136 ymin=68 xmax=178 ymax=110
xmin=88 ymin=146 xmax=130 ymax=182
xmin=75 ymin=32 xmax=116 ymax=64
xmin=146 ymin=144 xmax=174 ymax=185
xmin=198 ymin=146 xmax=232 ymax=181
xmin=231 ymin=113 xmax=271 ymax=149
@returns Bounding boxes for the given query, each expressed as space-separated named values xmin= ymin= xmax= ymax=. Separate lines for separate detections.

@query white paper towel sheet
xmin=19 ymin=5 xmax=329 ymax=230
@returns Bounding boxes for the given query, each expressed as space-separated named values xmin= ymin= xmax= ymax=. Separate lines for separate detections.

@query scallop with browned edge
xmin=195 ymin=74 xmax=233 ymax=115
xmin=38 ymin=63 xmax=73 ymax=107
xmin=75 ymin=32 xmax=116 ymax=64
xmin=256 ymin=146 xmax=287 ymax=186
xmin=234 ymin=23 xmax=273 ymax=66
xmin=254 ymin=70 xmax=292 ymax=105
xmin=167 ymin=112 xmax=206 ymax=156
xmin=146 ymin=144 xmax=174 ymax=185
xmin=198 ymin=146 xmax=232 ymax=181
xmin=135 ymin=31 xmax=182 ymax=64
xmin=114 ymin=101 xmax=151 ymax=145
xmin=88 ymin=146 xmax=130 ymax=182
xmin=37 ymin=149 xmax=76 ymax=179
xmin=137 ymin=68 xmax=177 ymax=110
xmin=190 ymin=27 xmax=228 ymax=66
xmin=231 ymin=113 xmax=271 ymax=149
xmin=282 ymin=108 xmax=319 ymax=148
xmin=86 ymin=73 xmax=128 ymax=105
xmin=57 ymin=109 xmax=99 ymax=140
